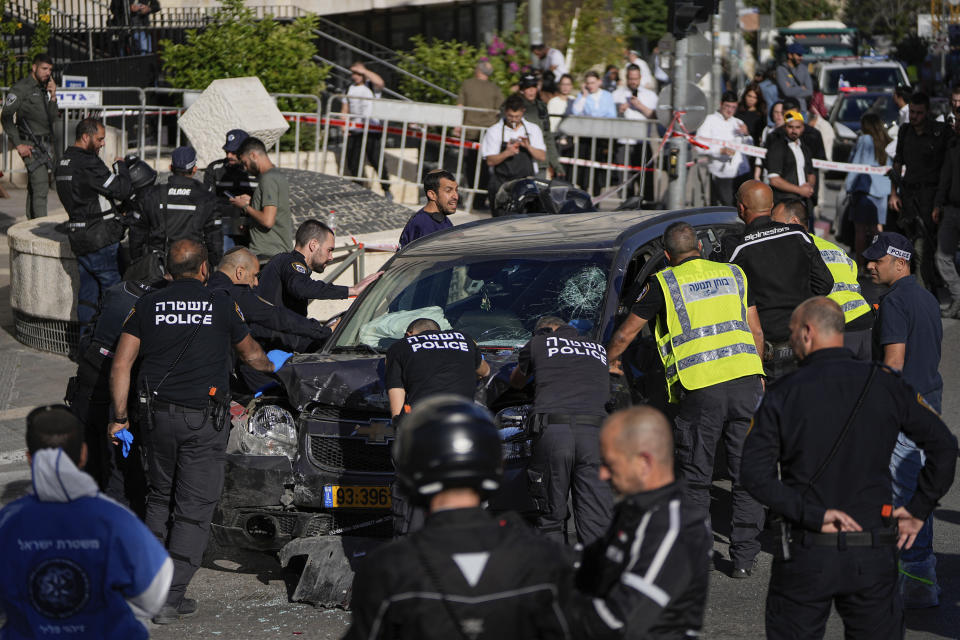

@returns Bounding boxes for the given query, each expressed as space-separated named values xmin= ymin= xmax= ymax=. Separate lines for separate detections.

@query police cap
xmin=393 ymin=395 xmax=503 ymax=503
xmin=223 ymin=129 xmax=249 ymax=153
xmin=863 ymin=232 xmax=913 ymax=262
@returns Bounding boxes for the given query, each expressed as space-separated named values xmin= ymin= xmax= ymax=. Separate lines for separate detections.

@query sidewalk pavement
xmin=0 ymin=183 xmax=73 ymax=467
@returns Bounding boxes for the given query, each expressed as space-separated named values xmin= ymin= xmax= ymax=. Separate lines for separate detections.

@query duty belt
xmin=150 ymin=399 xmax=204 ymax=414
xmin=539 ymin=413 xmax=605 ymax=427
xmin=764 ymin=341 xmax=793 ymax=362
xmin=796 ymin=528 xmax=898 ymax=549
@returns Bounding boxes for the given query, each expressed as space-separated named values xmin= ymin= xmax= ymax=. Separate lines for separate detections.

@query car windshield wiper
xmin=332 ymin=343 xmax=382 ymax=355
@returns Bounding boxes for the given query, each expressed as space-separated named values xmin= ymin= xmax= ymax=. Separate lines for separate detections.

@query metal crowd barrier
xmin=318 ymin=94 xmax=670 ymax=210
xmin=1 ymin=86 xmax=696 ymax=210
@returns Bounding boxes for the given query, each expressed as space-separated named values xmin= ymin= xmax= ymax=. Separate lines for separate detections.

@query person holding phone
xmin=1 ymin=52 xmax=60 ymax=219
xmin=109 ymin=0 xmax=160 ymax=55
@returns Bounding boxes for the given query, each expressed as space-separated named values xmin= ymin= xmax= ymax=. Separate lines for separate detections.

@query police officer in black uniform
xmin=385 ymin=317 xmax=490 ymax=535
xmin=209 ymin=247 xmax=332 ymax=392
xmin=741 ymin=297 xmax=958 ymax=640
xmin=568 ymin=406 xmax=712 ymax=638
xmin=723 ymin=179 xmax=832 ymax=380
xmin=56 ymin=118 xmax=134 ymax=335
xmin=889 ymin=91 xmax=955 ymax=291
xmin=108 ymin=238 xmax=274 ymax=624
xmin=345 ymin=396 xmax=573 ymax=640
xmin=509 ymin=315 xmax=612 ymax=545
xmin=130 ymin=146 xmax=222 ymax=269
xmin=65 ymin=277 xmax=161 ymax=512
xmin=203 ymin=129 xmax=258 ymax=249
xmin=257 ymin=219 xmax=382 ymax=316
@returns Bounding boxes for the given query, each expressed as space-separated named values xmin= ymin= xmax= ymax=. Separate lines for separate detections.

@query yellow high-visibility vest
xmin=654 ymin=259 xmax=764 ymax=403
xmin=811 ymin=235 xmax=870 ymax=324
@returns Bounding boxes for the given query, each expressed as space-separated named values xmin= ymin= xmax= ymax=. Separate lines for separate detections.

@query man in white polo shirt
xmin=697 ymin=91 xmax=753 ymax=206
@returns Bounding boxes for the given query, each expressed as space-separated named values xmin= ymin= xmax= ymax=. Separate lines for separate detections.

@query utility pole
xmin=667 ymin=36 xmax=689 ymax=210
xmin=529 ymin=0 xmax=543 ymax=46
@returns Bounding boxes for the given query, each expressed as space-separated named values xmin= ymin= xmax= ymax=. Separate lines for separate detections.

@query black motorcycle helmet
xmin=124 ymin=154 xmax=158 ymax=191
xmin=393 ymin=396 xmax=503 ymax=504
xmin=495 ymin=177 xmax=549 ymax=215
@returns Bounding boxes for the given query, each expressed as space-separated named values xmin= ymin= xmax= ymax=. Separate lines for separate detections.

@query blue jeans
xmin=889 ymin=388 xmax=942 ymax=563
xmin=76 ymin=243 xmax=121 ymax=328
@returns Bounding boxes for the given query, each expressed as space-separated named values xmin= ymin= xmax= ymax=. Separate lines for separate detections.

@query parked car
xmin=828 ymin=90 xmax=900 ymax=164
xmin=816 ymin=57 xmax=909 ymax=110
xmin=210 ymin=208 xmax=743 ymax=600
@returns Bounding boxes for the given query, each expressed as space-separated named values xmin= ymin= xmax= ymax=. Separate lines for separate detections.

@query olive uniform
xmin=257 ymin=249 xmax=348 ymax=317
xmin=121 ymin=278 xmax=251 ymax=608
xmin=515 ymin=324 xmax=613 ymax=545
xmin=55 ymin=146 xmax=134 ymax=329
xmin=1 ymin=72 xmax=60 ymax=219
xmin=632 ymin=256 xmax=765 ymax=573
xmin=130 ymin=174 xmax=223 ymax=266
xmin=741 ymin=348 xmax=958 ymax=639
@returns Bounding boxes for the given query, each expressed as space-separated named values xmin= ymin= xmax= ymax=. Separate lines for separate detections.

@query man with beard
xmin=257 ymin=219 xmax=382 ymax=317
xmin=228 ymin=136 xmax=292 ymax=261
xmin=399 ymin=169 xmax=458 ymax=248
xmin=55 ymin=118 xmax=134 ymax=336
xmin=204 ymin=129 xmax=258 ymax=249
xmin=765 ymin=109 xmax=816 ymax=211
xmin=1 ymin=52 xmax=60 ymax=219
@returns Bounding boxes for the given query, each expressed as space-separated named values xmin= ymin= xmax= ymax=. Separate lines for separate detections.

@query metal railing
xmin=1 ymin=87 xmax=708 ymax=210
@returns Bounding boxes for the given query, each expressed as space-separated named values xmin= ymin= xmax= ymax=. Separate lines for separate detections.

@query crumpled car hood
xmin=274 ymin=350 xmax=527 ymax=413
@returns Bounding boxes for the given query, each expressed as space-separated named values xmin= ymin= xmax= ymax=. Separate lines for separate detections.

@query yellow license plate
xmin=323 ymin=485 xmax=392 ymax=509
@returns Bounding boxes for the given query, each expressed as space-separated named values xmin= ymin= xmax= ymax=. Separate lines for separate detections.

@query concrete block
xmin=178 ymin=77 xmax=290 ymax=168
xmin=8 ymin=214 xmax=79 ymax=321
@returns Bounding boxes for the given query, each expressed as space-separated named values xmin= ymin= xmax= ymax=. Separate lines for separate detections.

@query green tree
xmin=754 ymin=0 xmax=836 ymax=27
xmin=845 ymin=0 xmax=926 ymax=42
xmin=396 ymin=36 xmax=480 ymax=104
xmin=159 ymin=0 xmax=328 ymax=113
xmin=564 ymin=0 xmax=627 ymax=74
xmin=621 ymin=0 xmax=669 ymax=46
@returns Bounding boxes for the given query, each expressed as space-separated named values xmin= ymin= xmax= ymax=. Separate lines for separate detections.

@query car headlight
xmin=238 ymin=404 xmax=298 ymax=460
xmin=495 ymin=405 xmax=533 ymax=461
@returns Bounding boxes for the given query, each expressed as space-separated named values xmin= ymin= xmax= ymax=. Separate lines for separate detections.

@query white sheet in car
xmin=357 ymin=306 xmax=452 ymax=348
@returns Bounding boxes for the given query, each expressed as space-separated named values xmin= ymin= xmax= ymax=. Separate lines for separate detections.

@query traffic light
xmin=667 ymin=0 xmax=719 ymax=39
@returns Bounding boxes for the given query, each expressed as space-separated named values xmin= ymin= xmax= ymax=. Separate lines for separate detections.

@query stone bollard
xmin=7 ymin=213 xmax=80 ymax=355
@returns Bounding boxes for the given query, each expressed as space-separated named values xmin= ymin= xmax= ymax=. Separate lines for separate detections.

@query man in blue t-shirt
xmin=0 ymin=406 xmax=172 ymax=638
xmin=398 ymin=169 xmax=457 ymax=248
xmin=865 ymin=232 xmax=943 ymax=609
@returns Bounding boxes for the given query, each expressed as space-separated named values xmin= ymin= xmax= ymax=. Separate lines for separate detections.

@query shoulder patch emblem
xmin=234 ymin=302 xmax=245 ymax=322
xmin=292 ymin=262 xmax=308 ymax=275
xmin=4 ymin=93 xmax=16 ymax=105
xmin=635 ymin=283 xmax=650 ymax=303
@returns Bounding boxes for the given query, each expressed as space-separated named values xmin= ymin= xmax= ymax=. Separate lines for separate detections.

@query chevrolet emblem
xmin=352 ymin=419 xmax=395 ymax=443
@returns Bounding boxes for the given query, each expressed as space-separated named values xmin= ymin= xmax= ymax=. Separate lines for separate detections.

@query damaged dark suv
xmin=211 ymin=207 xmax=741 ymax=601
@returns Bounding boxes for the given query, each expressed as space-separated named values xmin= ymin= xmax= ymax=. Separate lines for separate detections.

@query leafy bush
xmin=159 ymin=0 xmax=328 ymax=114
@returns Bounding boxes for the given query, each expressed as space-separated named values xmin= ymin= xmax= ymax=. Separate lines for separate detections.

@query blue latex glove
xmin=267 ymin=349 xmax=292 ymax=372
xmin=116 ymin=428 xmax=134 ymax=459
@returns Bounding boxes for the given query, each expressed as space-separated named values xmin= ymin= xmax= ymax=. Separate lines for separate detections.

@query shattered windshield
xmin=333 ymin=252 xmax=613 ymax=352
